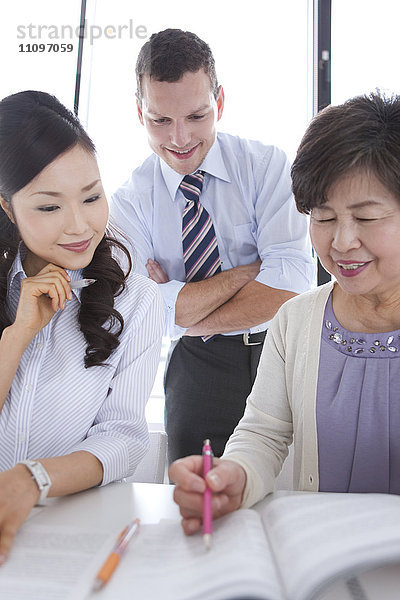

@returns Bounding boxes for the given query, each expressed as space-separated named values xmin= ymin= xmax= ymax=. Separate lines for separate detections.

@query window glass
xmin=1 ymin=0 xmax=313 ymax=427
xmin=331 ymin=0 xmax=400 ymax=104
xmin=1 ymin=1 xmax=82 ymax=111
xmin=76 ymin=0 xmax=313 ymax=425
xmin=79 ymin=0 xmax=312 ymax=196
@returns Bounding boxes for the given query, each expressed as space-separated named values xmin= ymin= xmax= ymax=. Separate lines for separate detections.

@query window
xmin=79 ymin=0 xmax=313 ymax=196
xmin=1 ymin=1 xmax=82 ymax=110
xmin=2 ymin=0 xmax=313 ymax=427
xmin=76 ymin=0 xmax=313 ymax=425
xmin=331 ymin=0 xmax=400 ymax=103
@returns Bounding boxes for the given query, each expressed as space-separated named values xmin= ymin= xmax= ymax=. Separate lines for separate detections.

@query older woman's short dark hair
xmin=292 ymin=91 xmax=400 ymax=214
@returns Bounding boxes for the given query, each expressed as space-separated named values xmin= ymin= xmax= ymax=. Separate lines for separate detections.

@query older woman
xmin=170 ymin=91 xmax=400 ymax=534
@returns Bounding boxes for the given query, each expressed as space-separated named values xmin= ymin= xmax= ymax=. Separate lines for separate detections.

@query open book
xmin=1 ymin=492 xmax=400 ymax=600
xmin=96 ymin=492 xmax=400 ymax=600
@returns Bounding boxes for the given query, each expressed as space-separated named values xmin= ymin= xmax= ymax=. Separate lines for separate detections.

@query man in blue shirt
xmin=110 ymin=28 xmax=315 ymax=462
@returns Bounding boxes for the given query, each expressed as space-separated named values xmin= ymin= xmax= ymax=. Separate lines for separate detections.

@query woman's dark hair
xmin=0 ymin=90 xmax=131 ymax=368
xmin=136 ymin=28 xmax=219 ymax=103
xmin=291 ymin=91 xmax=400 ymax=214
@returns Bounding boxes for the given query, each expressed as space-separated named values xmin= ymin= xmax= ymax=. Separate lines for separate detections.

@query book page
xmin=93 ymin=510 xmax=283 ymax=600
xmin=261 ymin=493 xmax=400 ymax=600
xmin=319 ymin=564 xmax=400 ymax=600
xmin=0 ymin=524 xmax=114 ymax=600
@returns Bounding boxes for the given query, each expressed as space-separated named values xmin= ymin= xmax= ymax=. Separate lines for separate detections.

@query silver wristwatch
xmin=19 ymin=460 xmax=52 ymax=505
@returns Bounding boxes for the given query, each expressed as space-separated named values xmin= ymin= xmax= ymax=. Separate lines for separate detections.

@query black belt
xmin=214 ymin=331 xmax=267 ymax=346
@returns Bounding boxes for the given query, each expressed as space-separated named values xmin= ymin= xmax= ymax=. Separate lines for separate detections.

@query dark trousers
xmin=164 ymin=333 xmax=265 ymax=463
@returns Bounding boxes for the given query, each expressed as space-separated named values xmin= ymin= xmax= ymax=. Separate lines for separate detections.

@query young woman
xmin=170 ymin=91 xmax=400 ymax=534
xmin=0 ymin=90 xmax=164 ymax=562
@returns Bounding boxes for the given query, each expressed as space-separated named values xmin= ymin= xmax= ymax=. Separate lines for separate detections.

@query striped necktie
xmin=181 ymin=170 xmax=221 ymax=282
xmin=181 ymin=170 xmax=221 ymax=342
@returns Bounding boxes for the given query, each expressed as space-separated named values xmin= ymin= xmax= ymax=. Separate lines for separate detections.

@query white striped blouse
xmin=0 ymin=249 xmax=164 ymax=484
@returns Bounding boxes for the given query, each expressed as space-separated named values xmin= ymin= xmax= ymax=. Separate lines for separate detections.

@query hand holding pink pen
xmin=202 ymin=439 xmax=213 ymax=550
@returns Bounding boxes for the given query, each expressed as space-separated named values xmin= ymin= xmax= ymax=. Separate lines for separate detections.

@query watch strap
xmin=19 ymin=460 xmax=52 ymax=505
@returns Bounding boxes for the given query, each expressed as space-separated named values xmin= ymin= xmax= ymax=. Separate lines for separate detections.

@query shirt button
xmin=19 ymin=433 xmax=26 ymax=443
xmin=25 ymin=384 xmax=33 ymax=392
xmin=36 ymin=342 xmax=44 ymax=350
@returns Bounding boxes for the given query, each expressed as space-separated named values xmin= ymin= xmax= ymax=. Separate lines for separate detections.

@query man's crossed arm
xmin=146 ymin=258 xmax=295 ymax=337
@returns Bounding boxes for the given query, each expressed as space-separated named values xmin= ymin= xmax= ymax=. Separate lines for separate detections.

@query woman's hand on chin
xmin=13 ymin=263 xmax=73 ymax=340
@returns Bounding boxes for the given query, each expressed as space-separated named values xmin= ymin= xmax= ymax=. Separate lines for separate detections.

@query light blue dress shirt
xmin=110 ymin=132 xmax=315 ymax=339
xmin=1 ymin=247 xmax=164 ymax=484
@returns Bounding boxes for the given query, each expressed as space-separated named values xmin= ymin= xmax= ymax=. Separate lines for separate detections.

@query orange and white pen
xmin=202 ymin=439 xmax=213 ymax=550
xmin=93 ymin=518 xmax=140 ymax=591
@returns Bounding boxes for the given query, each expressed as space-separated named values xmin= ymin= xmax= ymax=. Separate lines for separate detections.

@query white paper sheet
xmin=0 ymin=524 xmax=114 ymax=600
xmin=93 ymin=511 xmax=282 ymax=600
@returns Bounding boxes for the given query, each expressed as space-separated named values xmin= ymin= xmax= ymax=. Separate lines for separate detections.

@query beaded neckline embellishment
xmin=324 ymin=320 xmax=400 ymax=356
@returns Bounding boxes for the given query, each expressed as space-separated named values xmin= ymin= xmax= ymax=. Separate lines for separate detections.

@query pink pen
xmin=202 ymin=438 xmax=213 ymax=550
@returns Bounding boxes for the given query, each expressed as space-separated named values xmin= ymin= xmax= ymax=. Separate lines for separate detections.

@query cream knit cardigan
xmin=223 ymin=281 xmax=335 ymax=508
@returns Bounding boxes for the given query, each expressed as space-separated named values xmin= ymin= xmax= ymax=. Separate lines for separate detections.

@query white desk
xmin=33 ymin=482 xmax=180 ymax=530
xmin=0 ymin=483 xmax=181 ymax=600
xmin=2 ymin=484 xmax=399 ymax=600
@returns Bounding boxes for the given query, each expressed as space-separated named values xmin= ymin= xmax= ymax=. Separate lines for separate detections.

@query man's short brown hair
xmin=136 ymin=28 xmax=219 ymax=103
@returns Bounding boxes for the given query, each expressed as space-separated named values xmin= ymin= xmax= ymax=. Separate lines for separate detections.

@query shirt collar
xmin=160 ymin=134 xmax=231 ymax=202
xmin=8 ymin=243 xmax=84 ymax=301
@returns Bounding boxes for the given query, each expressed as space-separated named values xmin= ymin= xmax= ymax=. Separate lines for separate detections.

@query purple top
xmin=316 ymin=293 xmax=400 ymax=494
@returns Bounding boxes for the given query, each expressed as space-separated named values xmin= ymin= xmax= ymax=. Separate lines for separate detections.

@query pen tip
xmin=203 ymin=533 xmax=212 ymax=550
xmin=92 ymin=579 xmax=104 ymax=592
